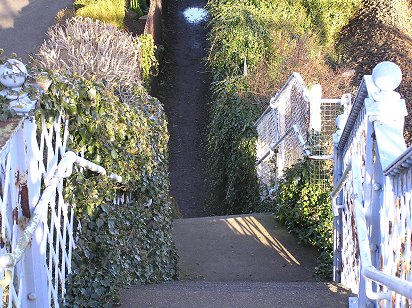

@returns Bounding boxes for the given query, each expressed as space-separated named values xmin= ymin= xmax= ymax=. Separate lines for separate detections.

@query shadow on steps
xmin=173 ymin=213 xmax=319 ymax=282
xmin=120 ymin=213 xmax=353 ymax=307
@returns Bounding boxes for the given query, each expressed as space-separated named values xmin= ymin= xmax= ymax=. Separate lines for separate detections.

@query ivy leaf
xmin=96 ymin=218 xmax=104 ymax=228
xmin=110 ymin=149 xmax=117 ymax=159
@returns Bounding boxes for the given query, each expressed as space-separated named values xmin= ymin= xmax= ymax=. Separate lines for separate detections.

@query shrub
xmin=35 ymin=73 xmax=177 ymax=306
xmin=34 ymin=17 xmax=141 ymax=89
xmin=270 ymin=160 xmax=333 ymax=279
xmin=207 ymin=77 xmax=260 ymax=214
xmin=74 ymin=0 xmax=126 ymax=28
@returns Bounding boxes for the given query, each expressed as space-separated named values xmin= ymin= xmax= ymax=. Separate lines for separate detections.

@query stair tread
xmin=120 ymin=281 xmax=352 ymax=307
xmin=173 ymin=213 xmax=319 ymax=282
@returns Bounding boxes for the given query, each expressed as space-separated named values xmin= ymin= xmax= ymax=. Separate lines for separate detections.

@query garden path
xmin=151 ymin=0 xmax=212 ymax=217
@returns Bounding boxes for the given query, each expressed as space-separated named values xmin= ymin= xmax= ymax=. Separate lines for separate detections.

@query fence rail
xmin=255 ymin=73 xmax=345 ymax=198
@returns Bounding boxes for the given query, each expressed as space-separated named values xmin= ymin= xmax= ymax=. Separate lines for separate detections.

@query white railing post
xmin=307 ymin=84 xmax=322 ymax=133
xmin=22 ymin=117 xmax=50 ymax=308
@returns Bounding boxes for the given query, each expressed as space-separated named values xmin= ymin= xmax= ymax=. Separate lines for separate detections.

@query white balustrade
xmin=332 ymin=61 xmax=412 ymax=307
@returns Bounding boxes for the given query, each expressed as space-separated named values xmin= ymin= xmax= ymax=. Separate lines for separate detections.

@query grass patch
xmin=74 ymin=0 xmax=126 ymax=28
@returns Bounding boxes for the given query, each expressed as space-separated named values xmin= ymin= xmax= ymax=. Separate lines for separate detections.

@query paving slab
xmin=0 ymin=0 xmax=73 ymax=62
xmin=173 ymin=213 xmax=320 ymax=282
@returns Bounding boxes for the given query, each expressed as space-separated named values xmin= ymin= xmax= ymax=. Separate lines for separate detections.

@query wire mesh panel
xmin=282 ymin=76 xmax=310 ymax=172
xmin=255 ymin=107 xmax=278 ymax=194
xmin=255 ymin=73 xmax=309 ymax=197
xmin=309 ymin=98 xmax=347 ymax=186
xmin=255 ymin=73 xmax=346 ymax=196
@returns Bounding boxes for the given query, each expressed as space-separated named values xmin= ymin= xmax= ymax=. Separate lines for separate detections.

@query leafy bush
xmin=74 ymin=0 xmax=126 ymax=28
xmin=35 ymin=73 xmax=177 ymax=306
xmin=34 ymin=17 xmax=142 ymax=89
xmin=271 ymin=160 xmax=333 ymax=279
xmin=32 ymin=12 xmax=176 ymax=306
xmin=207 ymin=77 xmax=260 ymax=214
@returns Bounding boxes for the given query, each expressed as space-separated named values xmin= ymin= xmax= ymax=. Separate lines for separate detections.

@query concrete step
xmin=120 ymin=281 xmax=351 ymax=307
xmin=172 ymin=213 xmax=320 ymax=282
xmin=120 ymin=214 xmax=352 ymax=307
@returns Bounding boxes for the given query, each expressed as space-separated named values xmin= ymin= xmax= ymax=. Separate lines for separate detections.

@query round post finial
xmin=371 ymin=61 xmax=402 ymax=101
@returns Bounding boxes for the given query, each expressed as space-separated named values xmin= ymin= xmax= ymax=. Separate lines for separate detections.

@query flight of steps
xmin=120 ymin=213 xmax=351 ymax=307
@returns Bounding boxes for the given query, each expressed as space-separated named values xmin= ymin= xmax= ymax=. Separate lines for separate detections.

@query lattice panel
xmin=0 ymin=115 xmax=74 ymax=307
xmin=0 ymin=120 xmax=24 ymax=307
xmin=380 ymin=169 xmax=412 ymax=307
xmin=339 ymin=103 xmax=367 ymax=293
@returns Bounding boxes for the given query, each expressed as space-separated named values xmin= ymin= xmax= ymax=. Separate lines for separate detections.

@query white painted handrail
xmin=330 ymin=161 xmax=352 ymax=216
xmin=256 ymin=124 xmax=309 ymax=166
xmin=0 ymin=151 xmax=121 ymax=287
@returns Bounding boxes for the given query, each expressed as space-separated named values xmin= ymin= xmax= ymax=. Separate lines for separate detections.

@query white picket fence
xmin=332 ymin=62 xmax=412 ymax=307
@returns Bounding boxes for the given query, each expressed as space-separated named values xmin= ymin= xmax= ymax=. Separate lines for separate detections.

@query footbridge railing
xmin=0 ymin=114 xmax=121 ymax=307
xmin=255 ymin=72 xmax=348 ymax=197
xmin=332 ymin=61 xmax=412 ymax=307
xmin=0 ymin=60 xmax=122 ymax=307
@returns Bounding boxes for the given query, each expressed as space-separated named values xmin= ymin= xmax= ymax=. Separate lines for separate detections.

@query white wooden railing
xmin=332 ymin=61 xmax=412 ymax=307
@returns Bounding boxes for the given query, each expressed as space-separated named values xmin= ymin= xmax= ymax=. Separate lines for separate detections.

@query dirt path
xmin=151 ymin=0 xmax=212 ymax=217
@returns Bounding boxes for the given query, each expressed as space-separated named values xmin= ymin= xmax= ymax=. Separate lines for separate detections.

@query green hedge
xmin=207 ymin=77 xmax=260 ymax=213
xmin=36 ymin=74 xmax=176 ymax=306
